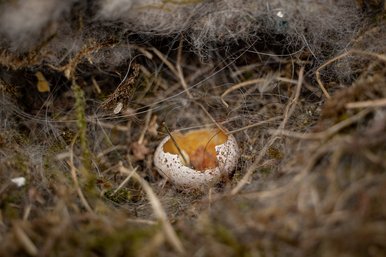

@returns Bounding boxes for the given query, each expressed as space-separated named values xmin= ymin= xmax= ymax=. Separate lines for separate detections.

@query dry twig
xmin=231 ymin=67 xmax=305 ymax=195
xmin=221 ymin=77 xmax=298 ymax=108
xmin=119 ymin=164 xmax=185 ymax=254
xmin=14 ymin=223 xmax=38 ymax=256
xmin=176 ymin=37 xmax=194 ymax=99
xmin=68 ymin=133 xmax=95 ymax=214
xmin=271 ymin=109 xmax=370 ymax=140
xmin=345 ymin=98 xmax=386 ymax=109
xmin=316 ymin=50 xmax=386 ymax=99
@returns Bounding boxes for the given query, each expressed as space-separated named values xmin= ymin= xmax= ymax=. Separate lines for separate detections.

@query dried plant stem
xmin=231 ymin=67 xmax=305 ymax=195
xmin=112 ymin=167 xmax=137 ymax=195
xmin=271 ymin=109 xmax=370 ymax=140
xmin=194 ymin=101 xmax=225 ymax=133
xmin=177 ymin=36 xmax=194 ymax=99
xmin=316 ymin=50 xmax=386 ymax=99
xmin=163 ymin=122 xmax=190 ymax=166
xmin=73 ymin=83 xmax=91 ymax=172
xmin=221 ymin=77 xmax=298 ymax=108
xmin=151 ymin=47 xmax=179 ymax=77
xmin=138 ymin=109 xmax=152 ymax=144
xmin=69 ymin=133 xmax=94 ymax=214
xmin=221 ymin=78 xmax=265 ymax=108
xmin=345 ymin=98 xmax=386 ymax=109
xmin=119 ymin=164 xmax=185 ymax=254
xmin=126 ymin=218 xmax=157 ymax=225
xmin=96 ymin=145 xmax=127 ymax=159
xmin=14 ymin=223 xmax=38 ymax=256
xmin=240 ymin=137 xmax=340 ymax=200
xmin=228 ymin=116 xmax=282 ymax=135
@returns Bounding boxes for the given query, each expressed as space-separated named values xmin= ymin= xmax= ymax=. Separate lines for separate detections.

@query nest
xmin=0 ymin=1 xmax=385 ymax=256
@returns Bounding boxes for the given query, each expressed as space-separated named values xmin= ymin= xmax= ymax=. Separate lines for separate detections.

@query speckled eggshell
xmin=154 ymin=133 xmax=239 ymax=189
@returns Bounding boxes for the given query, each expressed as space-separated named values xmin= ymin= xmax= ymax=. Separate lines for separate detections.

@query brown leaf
xmin=35 ymin=71 xmax=50 ymax=93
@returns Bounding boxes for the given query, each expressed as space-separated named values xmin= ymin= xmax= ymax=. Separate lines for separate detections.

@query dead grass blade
xmin=177 ymin=37 xmax=194 ymax=99
xmin=14 ymin=223 xmax=38 ymax=256
xmin=112 ymin=167 xmax=137 ymax=195
xmin=69 ymin=133 xmax=95 ymax=214
xmin=346 ymin=98 xmax=386 ymax=109
xmin=227 ymin=116 xmax=282 ymax=135
xmin=221 ymin=78 xmax=265 ymax=108
xmin=231 ymin=67 xmax=305 ymax=195
xmin=316 ymin=50 xmax=386 ymax=99
xmin=119 ymin=164 xmax=186 ymax=254
xmin=151 ymin=47 xmax=179 ymax=77
xmin=271 ymin=109 xmax=370 ymax=140
xmin=221 ymin=77 xmax=298 ymax=108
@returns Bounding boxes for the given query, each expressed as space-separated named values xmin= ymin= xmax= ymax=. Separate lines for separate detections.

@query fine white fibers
xmin=0 ymin=0 xmax=75 ymax=50
xmin=96 ymin=0 xmax=361 ymax=49
xmin=0 ymin=0 xmax=363 ymax=60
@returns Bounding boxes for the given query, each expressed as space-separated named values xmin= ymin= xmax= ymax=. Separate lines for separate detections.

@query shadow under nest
xmin=1 ymin=18 xmax=386 ymax=257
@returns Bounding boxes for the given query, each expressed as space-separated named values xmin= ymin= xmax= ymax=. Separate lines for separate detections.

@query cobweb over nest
xmin=0 ymin=0 xmax=364 ymax=63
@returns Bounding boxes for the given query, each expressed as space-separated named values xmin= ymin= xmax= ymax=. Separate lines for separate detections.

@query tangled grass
xmin=1 ymin=1 xmax=386 ymax=256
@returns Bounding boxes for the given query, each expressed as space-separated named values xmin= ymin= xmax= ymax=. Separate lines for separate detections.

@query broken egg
xmin=154 ymin=128 xmax=239 ymax=189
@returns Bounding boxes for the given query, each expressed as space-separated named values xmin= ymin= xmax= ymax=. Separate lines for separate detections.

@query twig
xmin=194 ymin=101 xmax=225 ymax=133
xmin=316 ymin=49 xmax=386 ymax=99
xmin=151 ymin=47 xmax=179 ymax=77
xmin=119 ymin=164 xmax=185 ymax=254
xmin=14 ymin=223 xmax=38 ymax=256
xmin=96 ymin=145 xmax=127 ymax=159
xmin=126 ymin=218 xmax=157 ymax=225
xmin=231 ymin=67 xmax=305 ymax=195
xmin=227 ymin=116 xmax=282 ymax=135
xmin=176 ymin=36 xmax=194 ymax=99
xmin=271 ymin=109 xmax=370 ymax=140
xmin=112 ymin=167 xmax=138 ymax=195
xmin=163 ymin=123 xmax=190 ymax=166
xmin=345 ymin=98 xmax=386 ymax=109
xmin=91 ymin=118 xmax=129 ymax=132
xmin=138 ymin=108 xmax=152 ymax=144
xmin=221 ymin=78 xmax=265 ymax=108
xmin=240 ymin=138 xmax=340 ymax=199
xmin=221 ymin=77 xmax=298 ymax=108
xmin=69 ymin=133 xmax=94 ymax=214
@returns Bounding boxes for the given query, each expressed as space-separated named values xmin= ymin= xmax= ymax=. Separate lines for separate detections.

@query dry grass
xmin=1 ymin=8 xmax=386 ymax=257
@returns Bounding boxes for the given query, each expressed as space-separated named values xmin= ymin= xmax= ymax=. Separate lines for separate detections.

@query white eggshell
xmin=154 ymin=131 xmax=239 ymax=189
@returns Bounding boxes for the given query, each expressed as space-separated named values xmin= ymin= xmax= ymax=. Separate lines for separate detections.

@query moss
xmin=259 ymin=167 xmax=272 ymax=175
xmin=104 ymin=188 xmax=135 ymax=204
xmin=0 ymin=187 xmax=26 ymax=221
xmin=72 ymin=83 xmax=96 ymax=195
xmin=53 ymin=223 xmax=160 ymax=257
xmin=6 ymin=152 xmax=30 ymax=175
xmin=73 ymin=83 xmax=91 ymax=171
xmin=213 ymin=224 xmax=249 ymax=257
xmin=267 ymin=147 xmax=283 ymax=160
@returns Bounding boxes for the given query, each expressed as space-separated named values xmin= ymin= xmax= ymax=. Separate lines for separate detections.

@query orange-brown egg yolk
xmin=163 ymin=128 xmax=228 ymax=170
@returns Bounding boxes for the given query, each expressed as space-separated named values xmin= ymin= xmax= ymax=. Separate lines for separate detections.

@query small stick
xmin=316 ymin=49 xmax=386 ymax=99
xmin=119 ymin=164 xmax=185 ymax=254
xmin=68 ymin=133 xmax=94 ymax=214
xmin=345 ymin=98 xmax=386 ymax=109
xmin=112 ymin=167 xmax=138 ymax=195
xmin=177 ymin=35 xmax=194 ymax=99
xmin=162 ymin=123 xmax=189 ymax=166
xmin=231 ymin=66 xmax=305 ymax=195
xmin=221 ymin=77 xmax=298 ymax=108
